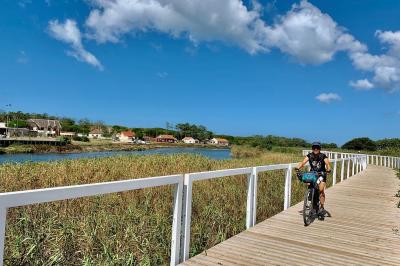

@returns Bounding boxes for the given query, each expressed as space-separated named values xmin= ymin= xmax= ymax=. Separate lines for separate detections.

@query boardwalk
xmin=181 ymin=165 xmax=400 ymax=265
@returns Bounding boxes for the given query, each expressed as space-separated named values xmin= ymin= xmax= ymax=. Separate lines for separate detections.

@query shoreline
xmin=0 ymin=141 xmax=230 ymax=155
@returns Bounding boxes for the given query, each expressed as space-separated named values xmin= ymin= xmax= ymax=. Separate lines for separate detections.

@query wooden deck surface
xmin=181 ymin=165 xmax=400 ymax=266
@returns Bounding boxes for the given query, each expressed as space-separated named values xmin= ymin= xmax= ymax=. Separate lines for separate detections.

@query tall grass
xmin=0 ymin=149 xmax=306 ymax=265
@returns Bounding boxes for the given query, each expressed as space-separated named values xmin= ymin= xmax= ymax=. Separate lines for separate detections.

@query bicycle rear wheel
xmin=303 ymin=188 xmax=314 ymax=226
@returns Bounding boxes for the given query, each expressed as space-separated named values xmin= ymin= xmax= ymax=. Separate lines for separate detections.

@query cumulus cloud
xmin=85 ymin=0 xmax=266 ymax=54
xmin=261 ymin=0 xmax=366 ymax=64
xmin=348 ymin=30 xmax=400 ymax=92
xmin=349 ymin=79 xmax=374 ymax=90
xmin=316 ymin=93 xmax=341 ymax=103
xmin=48 ymin=19 xmax=103 ymax=70
xmin=83 ymin=0 xmax=364 ymax=64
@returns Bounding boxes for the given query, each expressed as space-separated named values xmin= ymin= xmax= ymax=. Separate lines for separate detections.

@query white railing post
xmin=347 ymin=158 xmax=350 ymax=179
xmin=332 ymin=153 xmax=337 ymax=185
xmin=352 ymin=157 xmax=355 ymax=176
xmin=284 ymin=166 xmax=292 ymax=210
xmin=251 ymin=167 xmax=258 ymax=227
xmin=340 ymin=159 xmax=345 ymax=182
xmin=170 ymin=179 xmax=183 ymax=266
xmin=0 ymin=207 xmax=6 ymax=266
xmin=355 ymin=158 xmax=359 ymax=174
xmin=181 ymin=174 xmax=193 ymax=262
xmin=363 ymin=156 xmax=367 ymax=170
xmin=246 ymin=170 xmax=255 ymax=229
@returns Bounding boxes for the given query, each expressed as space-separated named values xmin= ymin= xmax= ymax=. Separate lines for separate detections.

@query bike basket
xmin=301 ymin=172 xmax=318 ymax=183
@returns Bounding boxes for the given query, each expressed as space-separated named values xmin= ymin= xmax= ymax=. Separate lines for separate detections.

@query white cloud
xmin=83 ymin=0 xmax=365 ymax=64
xmin=261 ymin=0 xmax=366 ymax=64
xmin=85 ymin=0 xmax=266 ymax=54
xmin=48 ymin=19 xmax=103 ymax=70
xmin=316 ymin=93 xmax=341 ymax=103
xmin=349 ymin=79 xmax=374 ymax=90
xmin=349 ymin=30 xmax=400 ymax=92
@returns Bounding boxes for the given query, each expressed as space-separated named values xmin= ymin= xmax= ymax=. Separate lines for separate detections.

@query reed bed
xmin=0 ymin=149 xmax=308 ymax=265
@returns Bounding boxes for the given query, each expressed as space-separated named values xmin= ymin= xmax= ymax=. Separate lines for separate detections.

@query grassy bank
xmin=0 ymin=148 xmax=307 ymax=265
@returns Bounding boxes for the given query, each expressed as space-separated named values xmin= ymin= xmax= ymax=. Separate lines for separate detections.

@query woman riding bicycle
xmin=296 ymin=142 xmax=331 ymax=220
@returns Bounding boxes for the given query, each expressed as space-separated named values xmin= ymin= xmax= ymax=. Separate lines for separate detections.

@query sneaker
xmin=318 ymin=207 xmax=326 ymax=217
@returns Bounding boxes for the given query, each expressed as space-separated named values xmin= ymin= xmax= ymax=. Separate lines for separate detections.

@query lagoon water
xmin=0 ymin=147 xmax=231 ymax=164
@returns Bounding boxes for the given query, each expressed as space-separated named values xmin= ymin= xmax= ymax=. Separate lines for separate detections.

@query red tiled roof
xmin=157 ymin=134 xmax=177 ymax=140
xmin=121 ymin=130 xmax=135 ymax=137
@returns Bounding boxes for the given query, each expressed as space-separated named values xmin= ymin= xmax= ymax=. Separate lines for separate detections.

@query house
xmin=60 ymin=132 xmax=75 ymax=138
xmin=182 ymin=137 xmax=199 ymax=144
xmin=0 ymin=123 xmax=6 ymax=136
xmin=156 ymin=134 xmax=177 ymax=143
xmin=143 ymin=136 xmax=157 ymax=142
xmin=27 ymin=119 xmax=61 ymax=137
xmin=209 ymin=137 xmax=229 ymax=146
xmin=88 ymin=129 xmax=103 ymax=139
xmin=118 ymin=130 xmax=136 ymax=142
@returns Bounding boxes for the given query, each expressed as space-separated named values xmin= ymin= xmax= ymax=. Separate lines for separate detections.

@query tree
xmin=342 ymin=137 xmax=377 ymax=151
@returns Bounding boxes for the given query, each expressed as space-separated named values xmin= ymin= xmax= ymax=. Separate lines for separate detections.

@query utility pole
xmin=5 ymin=104 xmax=11 ymax=138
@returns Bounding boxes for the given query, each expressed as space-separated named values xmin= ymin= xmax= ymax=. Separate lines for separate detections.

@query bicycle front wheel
xmin=303 ymin=188 xmax=314 ymax=226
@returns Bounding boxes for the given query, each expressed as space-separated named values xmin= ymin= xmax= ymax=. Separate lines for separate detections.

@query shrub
xmin=342 ymin=137 xmax=377 ymax=151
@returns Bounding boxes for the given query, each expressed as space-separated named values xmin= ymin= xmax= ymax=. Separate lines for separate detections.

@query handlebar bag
xmin=301 ymin=172 xmax=318 ymax=183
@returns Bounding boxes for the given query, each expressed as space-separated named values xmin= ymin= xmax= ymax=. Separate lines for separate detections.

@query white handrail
xmin=0 ymin=174 xmax=184 ymax=266
xmin=0 ymin=151 xmax=398 ymax=265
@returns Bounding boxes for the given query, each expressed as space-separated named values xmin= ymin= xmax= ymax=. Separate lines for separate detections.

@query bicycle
xmin=296 ymin=170 xmax=329 ymax=226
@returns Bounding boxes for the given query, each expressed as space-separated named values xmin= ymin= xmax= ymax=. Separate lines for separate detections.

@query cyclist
xmin=296 ymin=142 xmax=331 ymax=220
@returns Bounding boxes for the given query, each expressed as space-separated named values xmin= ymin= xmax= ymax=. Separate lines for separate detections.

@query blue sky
xmin=1 ymin=0 xmax=400 ymax=145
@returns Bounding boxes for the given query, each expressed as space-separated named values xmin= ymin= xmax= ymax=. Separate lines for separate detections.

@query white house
xmin=118 ymin=130 xmax=135 ymax=142
xmin=88 ymin=129 xmax=103 ymax=139
xmin=60 ymin=132 xmax=75 ymax=138
xmin=182 ymin=137 xmax=199 ymax=144
xmin=209 ymin=138 xmax=229 ymax=146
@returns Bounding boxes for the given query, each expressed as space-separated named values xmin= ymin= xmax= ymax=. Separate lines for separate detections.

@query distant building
xmin=182 ymin=137 xmax=199 ymax=144
xmin=60 ymin=132 xmax=75 ymax=138
xmin=27 ymin=119 xmax=61 ymax=137
xmin=88 ymin=129 xmax=103 ymax=139
xmin=118 ymin=130 xmax=136 ymax=142
xmin=143 ymin=136 xmax=157 ymax=142
xmin=156 ymin=134 xmax=177 ymax=143
xmin=209 ymin=137 xmax=229 ymax=146
xmin=0 ymin=123 xmax=6 ymax=136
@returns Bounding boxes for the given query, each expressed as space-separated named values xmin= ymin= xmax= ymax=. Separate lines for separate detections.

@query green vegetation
xmin=341 ymin=137 xmax=400 ymax=156
xmin=0 ymin=148 xmax=307 ymax=265
xmin=342 ymin=137 xmax=377 ymax=151
xmin=72 ymin=135 xmax=90 ymax=142
xmin=6 ymin=120 xmax=28 ymax=128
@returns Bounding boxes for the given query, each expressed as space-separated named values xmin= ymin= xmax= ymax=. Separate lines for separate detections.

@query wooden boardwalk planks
xmin=181 ymin=165 xmax=400 ymax=266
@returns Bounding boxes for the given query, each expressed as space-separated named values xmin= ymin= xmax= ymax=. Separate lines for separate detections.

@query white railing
xmin=0 ymin=175 xmax=184 ymax=266
xmin=0 ymin=151 xmax=398 ymax=265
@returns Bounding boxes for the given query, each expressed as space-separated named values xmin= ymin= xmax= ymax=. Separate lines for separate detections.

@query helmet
xmin=311 ymin=142 xmax=321 ymax=149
